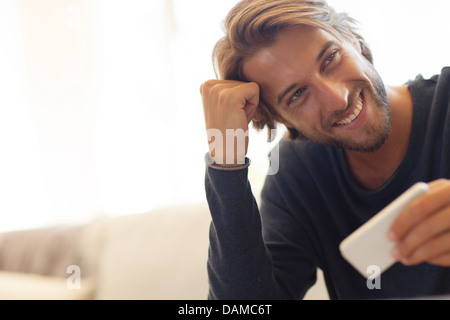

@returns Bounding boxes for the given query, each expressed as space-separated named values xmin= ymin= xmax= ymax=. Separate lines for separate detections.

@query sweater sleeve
xmin=205 ymin=152 xmax=319 ymax=300
xmin=205 ymin=160 xmax=284 ymax=300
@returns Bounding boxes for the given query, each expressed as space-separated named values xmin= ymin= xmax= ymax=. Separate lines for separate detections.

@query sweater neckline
xmin=335 ymin=82 xmax=427 ymax=199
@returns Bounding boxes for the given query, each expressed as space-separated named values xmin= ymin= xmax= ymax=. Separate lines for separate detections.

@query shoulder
xmin=408 ymin=67 xmax=450 ymax=102
xmin=438 ymin=67 xmax=450 ymax=82
xmin=277 ymin=138 xmax=333 ymax=168
xmin=404 ymin=67 xmax=450 ymax=128
xmin=263 ymin=137 xmax=337 ymax=192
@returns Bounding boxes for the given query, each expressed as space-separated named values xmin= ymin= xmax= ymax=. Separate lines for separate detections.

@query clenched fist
xmin=200 ymin=80 xmax=261 ymax=167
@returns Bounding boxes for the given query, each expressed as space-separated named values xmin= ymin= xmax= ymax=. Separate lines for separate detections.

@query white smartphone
xmin=339 ymin=182 xmax=430 ymax=278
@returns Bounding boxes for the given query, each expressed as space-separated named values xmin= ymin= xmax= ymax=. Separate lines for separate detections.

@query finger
xmin=389 ymin=180 xmax=450 ymax=242
xmin=240 ymin=82 xmax=260 ymax=121
xmin=201 ymin=81 xmax=259 ymax=131
xmin=200 ymin=80 xmax=256 ymax=108
xmin=399 ymin=232 xmax=450 ymax=266
xmin=429 ymin=252 xmax=450 ymax=267
xmin=200 ymin=79 xmax=243 ymax=95
xmin=393 ymin=205 xmax=450 ymax=260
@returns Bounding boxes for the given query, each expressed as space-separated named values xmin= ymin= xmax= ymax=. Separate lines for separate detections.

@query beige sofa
xmin=0 ymin=202 xmax=327 ymax=300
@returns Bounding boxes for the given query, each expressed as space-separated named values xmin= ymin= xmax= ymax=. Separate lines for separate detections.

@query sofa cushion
xmin=0 ymin=271 xmax=95 ymax=300
xmin=94 ymin=203 xmax=211 ymax=300
xmin=0 ymin=225 xmax=91 ymax=277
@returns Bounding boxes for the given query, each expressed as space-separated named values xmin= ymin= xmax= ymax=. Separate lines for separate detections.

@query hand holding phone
xmin=339 ymin=182 xmax=430 ymax=278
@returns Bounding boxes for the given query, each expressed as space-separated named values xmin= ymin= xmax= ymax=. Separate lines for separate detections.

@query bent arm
xmin=205 ymin=157 xmax=284 ymax=300
xmin=205 ymin=153 xmax=318 ymax=300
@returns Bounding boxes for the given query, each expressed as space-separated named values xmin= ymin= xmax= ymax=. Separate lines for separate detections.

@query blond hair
xmin=213 ymin=0 xmax=373 ymax=140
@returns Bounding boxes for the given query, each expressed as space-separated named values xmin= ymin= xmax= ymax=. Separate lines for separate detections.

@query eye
xmin=290 ymin=88 xmax=304 ymax=103
xmin=326 ymin=52 xmax=336 ymax=63
xmin=323 ymin=50 xmax=339 ymax=71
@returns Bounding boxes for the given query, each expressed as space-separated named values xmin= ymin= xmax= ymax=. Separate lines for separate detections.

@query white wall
xmin=0 ymin=0 xmax=449 ymax=232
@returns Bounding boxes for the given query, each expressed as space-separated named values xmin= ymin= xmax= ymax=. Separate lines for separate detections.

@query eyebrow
xmin=317 ymin=40 xmax=336 ymax=63
xmin=277 ymin=40 xmax=337 ymax=105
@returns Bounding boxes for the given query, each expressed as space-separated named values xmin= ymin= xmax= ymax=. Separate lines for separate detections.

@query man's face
xmin=243 ymin=26 xmax=391 ymax=153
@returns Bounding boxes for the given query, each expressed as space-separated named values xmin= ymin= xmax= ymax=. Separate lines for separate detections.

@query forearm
xmin=205 ymin=156 xmax=284 ymax=300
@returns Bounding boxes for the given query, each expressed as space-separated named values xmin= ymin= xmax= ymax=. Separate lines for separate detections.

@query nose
xmin=314 ymin=77 xmax=349 ymax=113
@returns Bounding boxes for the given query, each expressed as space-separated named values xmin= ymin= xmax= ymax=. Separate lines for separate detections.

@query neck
xmin=344 ymin=85 xmax=413 ymax=191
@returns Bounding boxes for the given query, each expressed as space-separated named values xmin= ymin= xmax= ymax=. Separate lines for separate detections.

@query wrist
xmin=205 ymin=153 xmax=250 ymax=171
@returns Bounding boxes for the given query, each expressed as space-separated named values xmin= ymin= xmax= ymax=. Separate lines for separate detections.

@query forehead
xmin=242 ymin=26 xmax=340 ymax=103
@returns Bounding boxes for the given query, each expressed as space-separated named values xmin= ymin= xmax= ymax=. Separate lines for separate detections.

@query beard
xmin=299 ymin=68 xmax=391 ymax=154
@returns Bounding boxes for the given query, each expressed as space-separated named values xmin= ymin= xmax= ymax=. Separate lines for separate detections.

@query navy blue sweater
xmin=205 ymin=67 xmax=450 ymax=300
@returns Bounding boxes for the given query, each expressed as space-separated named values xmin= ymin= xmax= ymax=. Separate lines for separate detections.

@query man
xmin=200 ymin=0 xmax=450 ymax=300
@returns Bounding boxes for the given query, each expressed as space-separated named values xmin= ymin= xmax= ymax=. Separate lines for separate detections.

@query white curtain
xmin=0 ymin=0 xmax=449 ymax=232
xmin=0 ymin=0 xmax=246 ymax=232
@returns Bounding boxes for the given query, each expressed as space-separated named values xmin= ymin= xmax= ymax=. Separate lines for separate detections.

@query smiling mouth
xmin=334 ymin=94 xmax=363 ymax=126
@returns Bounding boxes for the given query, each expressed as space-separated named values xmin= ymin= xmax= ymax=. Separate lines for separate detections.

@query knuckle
xmin=430 ymin=178 xmax=450 ymax=190
xmin=217 ymin=87 xmax=233 ymax=105
xmin=417 ymin=220 xmax=433 ymax=238
xmin=424 ymin=239 xmax=439 ymax=256
xmin=248 ymin=81 xmax=260 ymax=94
xmin=200 ymin=80 xmax=216 ymax=94
xmin=410 ymin=199 xmax=426 ymax=220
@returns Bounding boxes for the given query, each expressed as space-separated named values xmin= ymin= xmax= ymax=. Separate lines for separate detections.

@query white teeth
xmin=336 ymin=96 xmax=363 ymax=126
